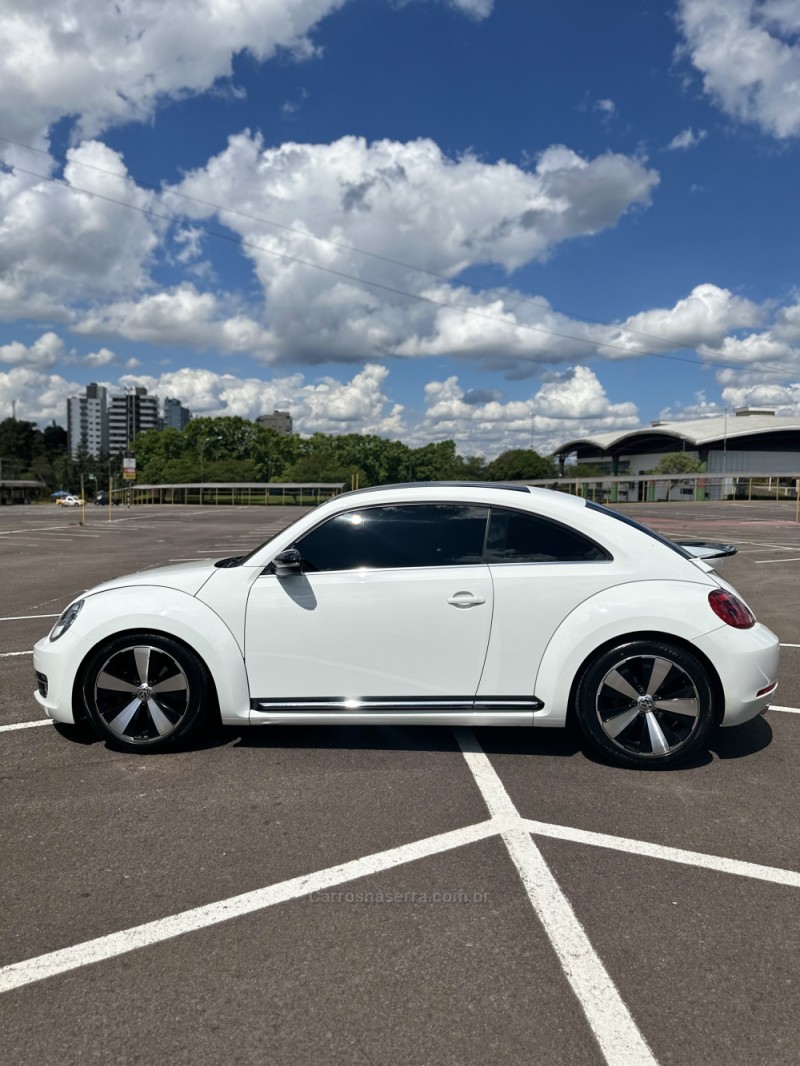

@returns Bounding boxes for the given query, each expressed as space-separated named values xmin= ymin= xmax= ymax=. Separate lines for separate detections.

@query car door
xmin=477 ymin=506 xmax=617 ymax=699
xmin=245 ymin=502 xmax=494 ymax=707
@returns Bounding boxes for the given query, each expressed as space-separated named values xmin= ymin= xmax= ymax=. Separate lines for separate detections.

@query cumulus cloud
xmin=115 ymin=362 xmax=406 ymax=436
xmin=720 ymin=380 xmax=800 ymax=415
xmin=0 ymin=0 xmax=356 ymax=148
xmin=75 ymin=285 xmax=274 ymax=357
xmin=0 ymin=141 xmax=160 ymax=320
xmin=413 ymin=366 xmax=639 ymax=455
xmin=166 ymin=132 xmax=657 ymax=366
xmin=0 ymin=367 xmax=82 ymax=424
xmin=601 ymin=283 xmax=763 ymax=358
xmin=0 ymin=332 xmax=64 ymax=368
xmin=677 ymin=0 xmax=800 ymax=138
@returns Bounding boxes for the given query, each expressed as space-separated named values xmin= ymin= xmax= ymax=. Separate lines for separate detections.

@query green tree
xmin=654 ymin=452 xmax=703 ymax=475
xmin=485 ymin=449 xmax=556 ymax=481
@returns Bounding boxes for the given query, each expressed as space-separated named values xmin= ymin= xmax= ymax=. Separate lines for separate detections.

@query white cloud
xmin=167 ymin=133 xmax=657 ymax=366
xmin=0 ymin=332 xmax=64 ymax=368
xmin=720 ymin=380 xmax=800 ymax=415
xmin=0 ymin=367 xmax=81 ymax=424
xmin=0 ymin=141 xmax=160 ymax=320
xmin=666 ymin=127 xmax=707 ymax=150
xmin=75 ymin=285 xmax=274 ymax=357
xmin=0 ymin=331 xmax=122 ymax=370
xmin=601 ymin=283 xmax=763 ymax=358
xmin=677 ymin=0 xmax=800 ymax=138
xmin=413 ymin=366 xmax=639 ymax=455
xmin=0 ymin=0 xmax=354 ymax=148
xmin=117 ymin=362 xmax=405 ymax=436
xmin=446 ymin=0 xmax=494 ymax=16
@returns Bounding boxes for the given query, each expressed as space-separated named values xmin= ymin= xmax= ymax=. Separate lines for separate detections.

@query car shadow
xmin=54 ymin=713 xmax=773 ymax=765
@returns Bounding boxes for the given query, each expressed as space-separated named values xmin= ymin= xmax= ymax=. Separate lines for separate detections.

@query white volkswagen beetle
xmin=33 ymin=483 xmax=779 ymax=769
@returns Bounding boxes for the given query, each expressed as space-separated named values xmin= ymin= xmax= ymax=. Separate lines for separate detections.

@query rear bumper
xmin=693 ymin=622 xmax=780 ymax=727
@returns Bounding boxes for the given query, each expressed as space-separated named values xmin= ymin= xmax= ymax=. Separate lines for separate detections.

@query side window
xmin=486 ymin=508 xmax=610 ymax=563
xmin=296 ymin=504 xmax=490 ymax=572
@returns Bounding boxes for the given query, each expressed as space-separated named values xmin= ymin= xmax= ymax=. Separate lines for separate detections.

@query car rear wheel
xmin=81 ymin=633 xmax=208 ymax=752
xmin=575 ymin=640 xmax=716 ymax=769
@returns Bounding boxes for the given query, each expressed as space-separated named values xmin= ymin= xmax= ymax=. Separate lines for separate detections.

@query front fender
xmin=532 ymin=580 xmax=725 ymax=726
xmin=41 ymin=585 xmax=250 ymax=724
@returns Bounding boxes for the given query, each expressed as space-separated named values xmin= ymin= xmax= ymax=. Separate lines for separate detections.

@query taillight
xmin=708 ymin=589 xmax=756 ymax=629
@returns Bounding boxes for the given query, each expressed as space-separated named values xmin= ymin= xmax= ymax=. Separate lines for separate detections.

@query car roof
xmin=334 ymin=481 xmax=533 ymax=501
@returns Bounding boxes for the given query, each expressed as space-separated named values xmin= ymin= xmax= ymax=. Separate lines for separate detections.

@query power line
xmin=0 ymin=132 xmax=715 ymax=353
xmin=0 ymin=140 xmax=794 ymax=378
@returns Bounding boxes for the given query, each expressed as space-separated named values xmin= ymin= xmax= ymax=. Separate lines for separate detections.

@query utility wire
xmin=0 ymin=132 xmax=702 ymax=353
xmin=0 ymin=139 xmax=792 ymax=377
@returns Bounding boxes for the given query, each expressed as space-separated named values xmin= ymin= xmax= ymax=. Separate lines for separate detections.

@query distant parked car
xmin=34 ymin=482 xmax=779 ymax=768
xmin=95 ymin=493 xmax=121 ymax=506
xmin=56 ymin=495 xmax=83 ymax=507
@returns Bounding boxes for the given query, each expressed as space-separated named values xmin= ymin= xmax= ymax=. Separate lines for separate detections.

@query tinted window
xmin=296 ymin=504 xmax=490 ymax=572
xmin=585 ymin=502 xmax=692 ymax=559
xmin=485 ymin=508 xmax=609 ymax=563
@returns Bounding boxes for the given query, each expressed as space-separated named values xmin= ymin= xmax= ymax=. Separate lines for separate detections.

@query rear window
xmin=486 ymin=507 xmax=609 ymax=563
xmin=585 ymin=502 xmax=693 ymax=559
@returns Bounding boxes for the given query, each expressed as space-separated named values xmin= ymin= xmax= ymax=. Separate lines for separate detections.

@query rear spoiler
xmin=674 ymin=541 xmax=737 ymax=560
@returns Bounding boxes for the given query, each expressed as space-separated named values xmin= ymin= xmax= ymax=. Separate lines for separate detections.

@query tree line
xmin=1 ymin=414 xmax=704 ymax=493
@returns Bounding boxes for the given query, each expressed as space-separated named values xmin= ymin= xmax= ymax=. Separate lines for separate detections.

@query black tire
xmin=81 ymin=633 xmax=209 ymax=752
xmin=574 ymin=639 xmax=717 ymax=769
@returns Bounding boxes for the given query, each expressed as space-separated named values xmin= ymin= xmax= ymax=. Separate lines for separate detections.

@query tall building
xmin=163 ymin=397 xmax=191 ymax=430
xmin=67 ymin=383 xmax=109 ymax=458
xmin=256 ymin=409 xmax=293 ymax=435
xmin=108 ymin=387 xmax=160 ymax=454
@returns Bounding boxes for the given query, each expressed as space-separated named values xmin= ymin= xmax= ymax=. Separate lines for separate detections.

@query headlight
xmin=49 ymin=599 xmax=84 ymax=641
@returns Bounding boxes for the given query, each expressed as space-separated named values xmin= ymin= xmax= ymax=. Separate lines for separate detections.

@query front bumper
xmin=693 ymin=622 xmax=780 ymax=727
xmin=32 ymin=631 xmax=92 ymax=725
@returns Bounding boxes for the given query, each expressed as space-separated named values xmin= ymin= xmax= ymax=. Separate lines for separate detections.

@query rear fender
xmin=532 ymin=580 xmax=724 ymax=726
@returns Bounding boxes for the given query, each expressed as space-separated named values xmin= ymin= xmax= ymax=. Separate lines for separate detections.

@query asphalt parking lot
xmin=1 ymin=499 xmax=799 ymax=1066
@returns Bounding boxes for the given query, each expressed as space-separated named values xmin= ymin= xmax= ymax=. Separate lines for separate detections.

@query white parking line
xmin=781 ymin=643 xmax=800 ymax=648
xmin=771 ymin=705 xmax=800 ymax=714
xmin=0 ymin=819 xmax=497 ymax=996
xmin=524 ymin=819 xmax=800 ymax=888
xmin=0 ymin=651 xmax=33 ymax=657
xmin=455 ymin=729 xmax=658 ymax=1066
xmin=755 ymin=557 xmax=800 ymax=564
xmin=0 ymin=720 xmax=50 ymax=733
xmin=0 ymin=614 xmax=59 ymax=622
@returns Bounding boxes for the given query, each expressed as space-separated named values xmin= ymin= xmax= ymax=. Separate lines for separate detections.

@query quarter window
xmin=486 ymin=508 xmax=609 ymax=563
xmin=296 ymin=504 xmax=490 ymax=572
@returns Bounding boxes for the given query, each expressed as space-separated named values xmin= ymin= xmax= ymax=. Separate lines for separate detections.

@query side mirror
xmin=273 ymin=547 xmax=303 ymax=577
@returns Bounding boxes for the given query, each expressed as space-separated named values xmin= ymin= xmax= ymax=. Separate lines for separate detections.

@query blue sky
xmin=1 ymin=0 xmax=800 ymax=456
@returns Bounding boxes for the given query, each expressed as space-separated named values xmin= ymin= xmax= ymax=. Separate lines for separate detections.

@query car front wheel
xmin=574 ymin=640 xmax=717 ymax=769
xmin=81 ymin=633 xmax=208 ymax=752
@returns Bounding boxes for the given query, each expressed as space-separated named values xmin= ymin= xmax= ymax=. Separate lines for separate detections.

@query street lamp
xmin=199 ymin=433 xmax=222 ymax=481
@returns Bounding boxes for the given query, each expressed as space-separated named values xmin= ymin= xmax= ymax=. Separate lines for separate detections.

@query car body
xmin=33 ymin=483 xmax=779 ymax=768
xmin=94 ymin=493 xmax=121 ymax=506
xmin=55 ymin=494 xmax=83 ymax=507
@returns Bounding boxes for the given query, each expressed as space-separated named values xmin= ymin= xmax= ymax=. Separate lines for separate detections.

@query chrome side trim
xmin=248 ymin=709 xmax=536 ymax=727
xmin=249 ymin=695 xmax=544 ymax=724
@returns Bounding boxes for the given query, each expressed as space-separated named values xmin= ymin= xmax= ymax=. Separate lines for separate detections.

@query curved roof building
xmin=555 ymin=409 xmax=800 ymax=475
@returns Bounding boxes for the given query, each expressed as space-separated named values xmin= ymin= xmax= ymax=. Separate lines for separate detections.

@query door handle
xmin=447 ymin=591 xmax=486 ymax=608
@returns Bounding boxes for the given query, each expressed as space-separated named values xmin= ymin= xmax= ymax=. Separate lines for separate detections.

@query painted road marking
xmin=0 ymin=820 xmax=497 ymax=996
xmin=0 ymin=720 xmax=50 ymax=733
xmin=0 ymin=614 xmax=60 ymax=622
xmin=455 ymin=729 xmax=658 ymax=1066
xmin=524 ymin=819 xmax=800 ymax=888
